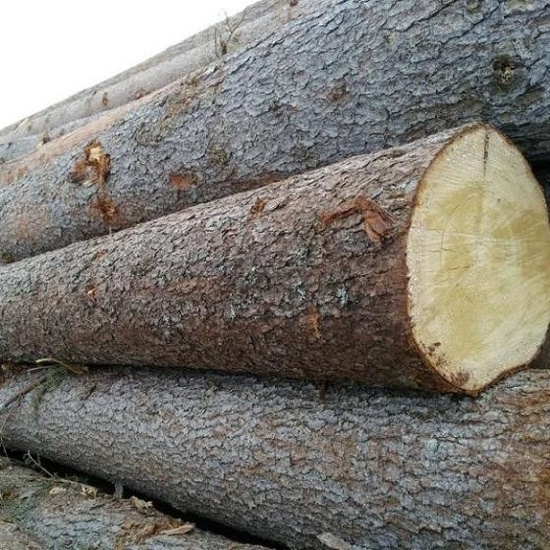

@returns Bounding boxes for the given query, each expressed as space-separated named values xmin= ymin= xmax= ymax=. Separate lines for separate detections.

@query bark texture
xmin=0 ymin=517 xmax=43 ymax=550
xmin=0 ymin=136 xmax=40 ymax=166
xmin=0 ymin=368 xmax=548 ymax=550
xmin=0 ymin=127 xmax=534 ymax=393
xmin=0 ymin=458 xmax=269 ymax=550
xmin=0 ymin=0 xmax=549 ymax=263
xmin=0 ymin=0 xmax=307 ymax=162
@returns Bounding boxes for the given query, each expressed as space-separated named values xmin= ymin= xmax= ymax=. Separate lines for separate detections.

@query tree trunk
xmin=1 ymin=126 xmax=548 ymax=393
xmin=0 ymin=458 xmax=269 ymax=550
xmin=1 ymin=367 xmax=549 ymax=550
xmin=0 ymin=0 xmax=307 ymax=161
xmin=1 ymin=0 xmax=549 ymax=263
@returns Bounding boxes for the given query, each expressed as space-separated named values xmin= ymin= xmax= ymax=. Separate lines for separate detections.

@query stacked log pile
xmin=0 ymin=0 xmax=549 ymax=548
xmin=0 ymin=0 xmax=549 ymax=263
xmin=0 ymin=0 xmax=311 ymax=165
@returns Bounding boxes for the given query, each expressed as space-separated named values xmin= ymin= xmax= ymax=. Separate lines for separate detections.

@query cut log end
xmin=407 ymin=125 xmax=550 ymax=393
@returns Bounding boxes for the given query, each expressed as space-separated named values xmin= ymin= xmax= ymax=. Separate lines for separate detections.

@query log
xmin=0 ymin=136 xmax=39 ymax=165
xmin=0 ymin=113 xmax=108 ymax=165
xmin=1 ymin=0 xmax=549 ymax=263
xmin=1 ymin=125 xmax=549 ymax=393
xmin=0 ymin=0 xmax=307 ymax=159
xmin=0 ymin=517 xmax=43 ymax=550
xmin=0 ymin=458 xmax=269 ymax=550
xmin=0 ymin=367 xmax=549 ymax=550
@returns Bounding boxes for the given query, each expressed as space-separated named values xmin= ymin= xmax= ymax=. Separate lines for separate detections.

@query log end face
xmin=406 ymin=125 xmax=550 ymax=393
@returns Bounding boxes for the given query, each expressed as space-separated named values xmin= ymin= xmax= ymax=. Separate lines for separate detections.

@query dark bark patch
xmin=1 ymin=252 xmax=15 ymax=264
xmin=301 ymin=306 xmax=322 ymax=340
xmin=169 ymin=172 xmax=198 ymax=190
xmin=207 ymin=142 xmax=230 ymax=166
xmin=69 ymin=140 xmax=111 ymax=186
xmin=250 ymin=198 xmax=267 ymax=219
xmin=89 ymin=195 xmax=118 ymax=225
xmin=320 ymin=195 xmax=393 ymax=245
xmin=493 ymin=55 xmax=517 ymax=89
xmin=227 ymin=172 xmax=284 ymax=194
xmin=269 ymin=100 xmax=298 ymax=118
xmin=327 ymin=83 xmax=350 ymax=103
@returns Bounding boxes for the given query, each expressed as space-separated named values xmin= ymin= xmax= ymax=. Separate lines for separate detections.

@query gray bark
xmin=0 ymin=136 xmax=40 ymax=165
xmin=0 ymin=368 xmax=548 ymax=550
xmin=0 ymin=0 xmax=307 ymax=159
xmin=1 ymin=127 xmax=540 ymax=393
xmin=0 ymin=458 xmax=269 ymax=550
xmin=0 ymin=0 xmax=549 ymax=263
xmin=0 ymin=517 xmax=43 ymax=550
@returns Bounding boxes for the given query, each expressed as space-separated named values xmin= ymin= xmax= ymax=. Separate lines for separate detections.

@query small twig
xmin=25 ymin=365 xmax=53 ymax=373
xmin=0 ymin=374 xmax=48 ymax=415
xmin=0 ymin=359 xmax=87 ymax=417
xmin=114 ymin=481 xmax=124 ymax=499
xmin=35 ymin=357 xmax=88 ymax=375
xmin=213 ymin=10 xmax=246 ymax=58
xmin=23 ymin=451 xmax=56 ymax=479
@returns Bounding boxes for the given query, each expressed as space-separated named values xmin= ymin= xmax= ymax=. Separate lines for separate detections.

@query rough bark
xmin=0 ymin=136 xmax=40 ymax=166
xmin=0 ymin=0 xmax=549 ymax=263
xmin=0 ymin=517 xmax=43 ymax=550
xmin=1 ymin=126 xmax=548 ymax=393
xmin=0 ymin=367 xmax=549 ymax=550
xmin=0 ymin=458 xmax=269 ymax=550
xmin=0 ymin=0 xmax=307 ymax=161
